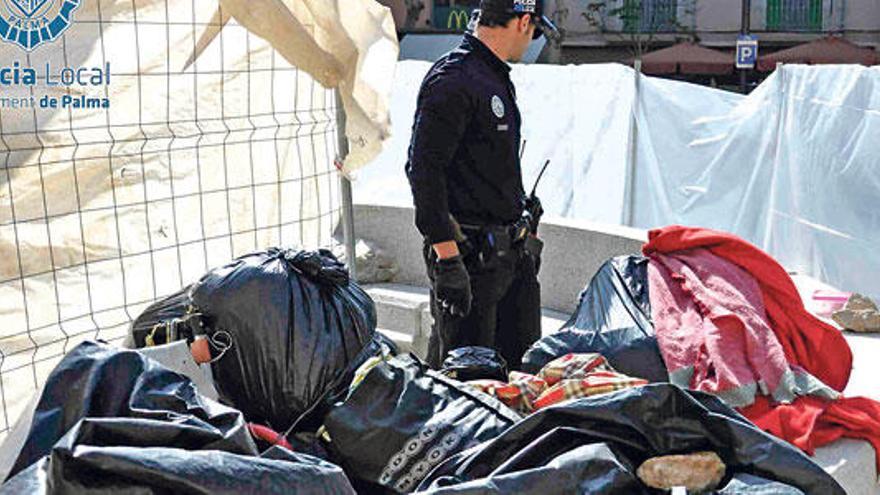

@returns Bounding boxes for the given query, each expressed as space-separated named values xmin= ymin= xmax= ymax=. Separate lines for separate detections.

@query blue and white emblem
xmin=0 ymin=0 xmax=81 ymax=51
xmin=491 ymin=95 xmax=505 ymax=118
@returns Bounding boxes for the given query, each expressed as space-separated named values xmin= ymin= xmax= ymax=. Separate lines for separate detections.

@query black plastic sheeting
xmin=2 ymin=341 xmax=356 ymax=494
xmin=415 ymin=384 xmax=844 ymax=495
xmin=522 ymin=255 xmax=668 ymax=382
xmin=440 ymin=346 xmax=508 ymax=382
xmin=324 ymin=354 xmax=522 ymax=494
xmin=190 ymin=248 xmax=376 ymax=431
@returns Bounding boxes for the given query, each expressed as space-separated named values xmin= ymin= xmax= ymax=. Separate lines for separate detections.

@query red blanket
xmin=644 ymin=226 xmax=880 ymax=469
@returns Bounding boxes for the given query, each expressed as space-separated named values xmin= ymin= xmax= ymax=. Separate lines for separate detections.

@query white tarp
xmin=356 ymin=60 xmax=880 ymax=300
xmin=193 ymin=0 xmax=399 ymax=173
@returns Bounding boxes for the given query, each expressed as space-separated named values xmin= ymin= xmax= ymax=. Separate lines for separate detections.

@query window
xmin=766 ymin=0 xmax=823 ymax=31
xmin=622 ymin=0 xmax=679 ymax=33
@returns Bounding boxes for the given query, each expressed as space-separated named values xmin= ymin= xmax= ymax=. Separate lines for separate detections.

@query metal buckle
xmin=144 ymin=310 xmax=203 ymax=347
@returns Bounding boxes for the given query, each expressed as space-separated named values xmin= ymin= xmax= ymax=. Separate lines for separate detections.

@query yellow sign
xmin=447 ymin=9 xmax=470 ymax=30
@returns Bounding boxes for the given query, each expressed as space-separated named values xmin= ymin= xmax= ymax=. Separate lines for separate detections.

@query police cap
xmin=478 ymin=0 xmax=560 ymax=40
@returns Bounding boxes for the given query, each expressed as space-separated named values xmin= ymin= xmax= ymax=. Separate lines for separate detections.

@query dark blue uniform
xmin=406 ymin=33 xmax=526 ymax=243
xmin=406 ymin=34 xmax=540 ymax=370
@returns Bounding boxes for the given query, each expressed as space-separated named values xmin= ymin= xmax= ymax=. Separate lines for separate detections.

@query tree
xmin=582 ymin=0 xmax=697 ymax=60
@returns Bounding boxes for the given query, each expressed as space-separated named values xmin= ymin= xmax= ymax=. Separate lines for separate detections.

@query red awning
xmin=633 ymin=42 xmax=734 ymax=76
xmin=757 ymin=37 xmax=879 ymax=71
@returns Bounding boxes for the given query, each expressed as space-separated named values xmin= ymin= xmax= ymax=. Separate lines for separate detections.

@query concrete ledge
xmin=353 ymin=204 xmax=647 ymax=315
xmin=365 ymin=282 xmax=573 ymax=360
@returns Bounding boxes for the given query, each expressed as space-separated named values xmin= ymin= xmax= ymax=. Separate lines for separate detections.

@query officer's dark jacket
xmin=405 ymin=33 xmax=525 ymax=244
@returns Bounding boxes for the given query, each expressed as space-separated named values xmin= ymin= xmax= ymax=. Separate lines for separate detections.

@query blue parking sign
xmin=736 ymin=35 xmax=759 ymax=69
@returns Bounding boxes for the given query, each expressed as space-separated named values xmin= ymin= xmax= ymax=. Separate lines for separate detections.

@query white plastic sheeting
xmin=356 ymin=60 xmax=879 ymax=299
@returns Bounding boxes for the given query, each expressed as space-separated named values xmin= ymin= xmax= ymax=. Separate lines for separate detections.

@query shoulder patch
xmin=491 ymin=95 xmax=505 ymax=118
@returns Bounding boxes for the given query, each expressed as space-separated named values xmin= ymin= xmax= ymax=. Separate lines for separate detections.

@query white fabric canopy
xmin=191 ymin=0 xmax=399 ymax=173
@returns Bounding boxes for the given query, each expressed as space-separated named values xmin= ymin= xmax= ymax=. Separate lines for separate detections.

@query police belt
xmin=459 ymin=219 xmax=530 ymax=253
xmin=459 ymin=216 xmax=544 ymax=262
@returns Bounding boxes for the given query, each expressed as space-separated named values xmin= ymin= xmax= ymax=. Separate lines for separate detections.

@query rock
xmin=333 ymin=238 xmax=399 ymax=284
xmin=637 ymin=451 xmax=726 ymax=493
xmin=845 ymin=293 xmax=877 ymax=312
xmin=832 ymin=294 xmax=880 ymax=333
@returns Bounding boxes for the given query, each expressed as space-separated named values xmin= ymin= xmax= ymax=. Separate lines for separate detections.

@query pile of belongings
xmin=1 ymin=233 xmax=871 ymax=494
xmin=321 ymin=352 xmax=843 ymax=494
xmin=526 ymin=226 xmax=880 ymax=475
xmin=2 ymin=341 xmax=844 ymax=494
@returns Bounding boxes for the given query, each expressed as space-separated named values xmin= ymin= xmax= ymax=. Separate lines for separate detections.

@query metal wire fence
xmin=0 ymin=0 xmax=342 ymax=443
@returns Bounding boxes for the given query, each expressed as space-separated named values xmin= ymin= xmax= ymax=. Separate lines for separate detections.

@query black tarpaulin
xmin=415 ymin=384 xmax=844 ymax=495
xmin=2 ymin=341 xmax=356 ymax=494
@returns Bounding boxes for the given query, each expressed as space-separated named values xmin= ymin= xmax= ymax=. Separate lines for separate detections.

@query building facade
xmin=382 ymin=0 xmax=879 ymax=66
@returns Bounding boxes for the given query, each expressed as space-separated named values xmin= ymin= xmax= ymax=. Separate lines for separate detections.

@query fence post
xmin=335 ymin=89 xmax=357 ymax=281
xmin=623 ymin=58 xmax=641 ymax=227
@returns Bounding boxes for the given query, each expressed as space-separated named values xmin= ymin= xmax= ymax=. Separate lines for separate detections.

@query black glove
xmin=524 ymin=195 xmax=543 ymax=233
xmin=434 ymin=255 xmax=472 ymax=317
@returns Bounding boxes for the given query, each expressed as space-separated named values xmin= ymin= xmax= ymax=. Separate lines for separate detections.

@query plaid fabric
xmin=532 ymin=370 xmax=649 ymax=410
xmin=538 ymin=353 xmax=609 ymax=385
xmin=467 ymin=353 xmax=647 ymax=414
xmin=467 ymin=372 xmax=547 ymax=413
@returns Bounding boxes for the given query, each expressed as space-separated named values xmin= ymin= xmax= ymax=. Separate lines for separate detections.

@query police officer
xmin=405 ymin=0 xmax=558 ymax=370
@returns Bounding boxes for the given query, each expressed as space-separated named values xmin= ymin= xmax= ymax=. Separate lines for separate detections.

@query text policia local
xmin=1 ymin=61 xmax=111 ymax=109
xmin=1 ymin=61 xmax=111 ymax=86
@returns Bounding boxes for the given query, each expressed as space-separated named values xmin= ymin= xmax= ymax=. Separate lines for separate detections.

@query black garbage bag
xmin=6 ymin=341 xmax=254 ymax=480
xmin=522 ymin=255 xmax=668 ymax=382
xmin=190 ymin=247 xmax=376 ymax=430
xmin=415 ymin=383 xmax=844 ymax=495
xmin=1 ymin=341 xmax=356 ymax=494
xmin=129 ymin=284 xmax=198 ymax=347
xmin=324 ymin=354 xmax=522 ymax=494
xmin=440 ymin=346 xmax=508 ymax=382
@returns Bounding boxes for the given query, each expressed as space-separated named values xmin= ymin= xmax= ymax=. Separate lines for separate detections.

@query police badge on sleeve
xmin=491 ymin=95 xmax=505 ymax=119
xmin=0 ymin=0 xmax=82 ymax=51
